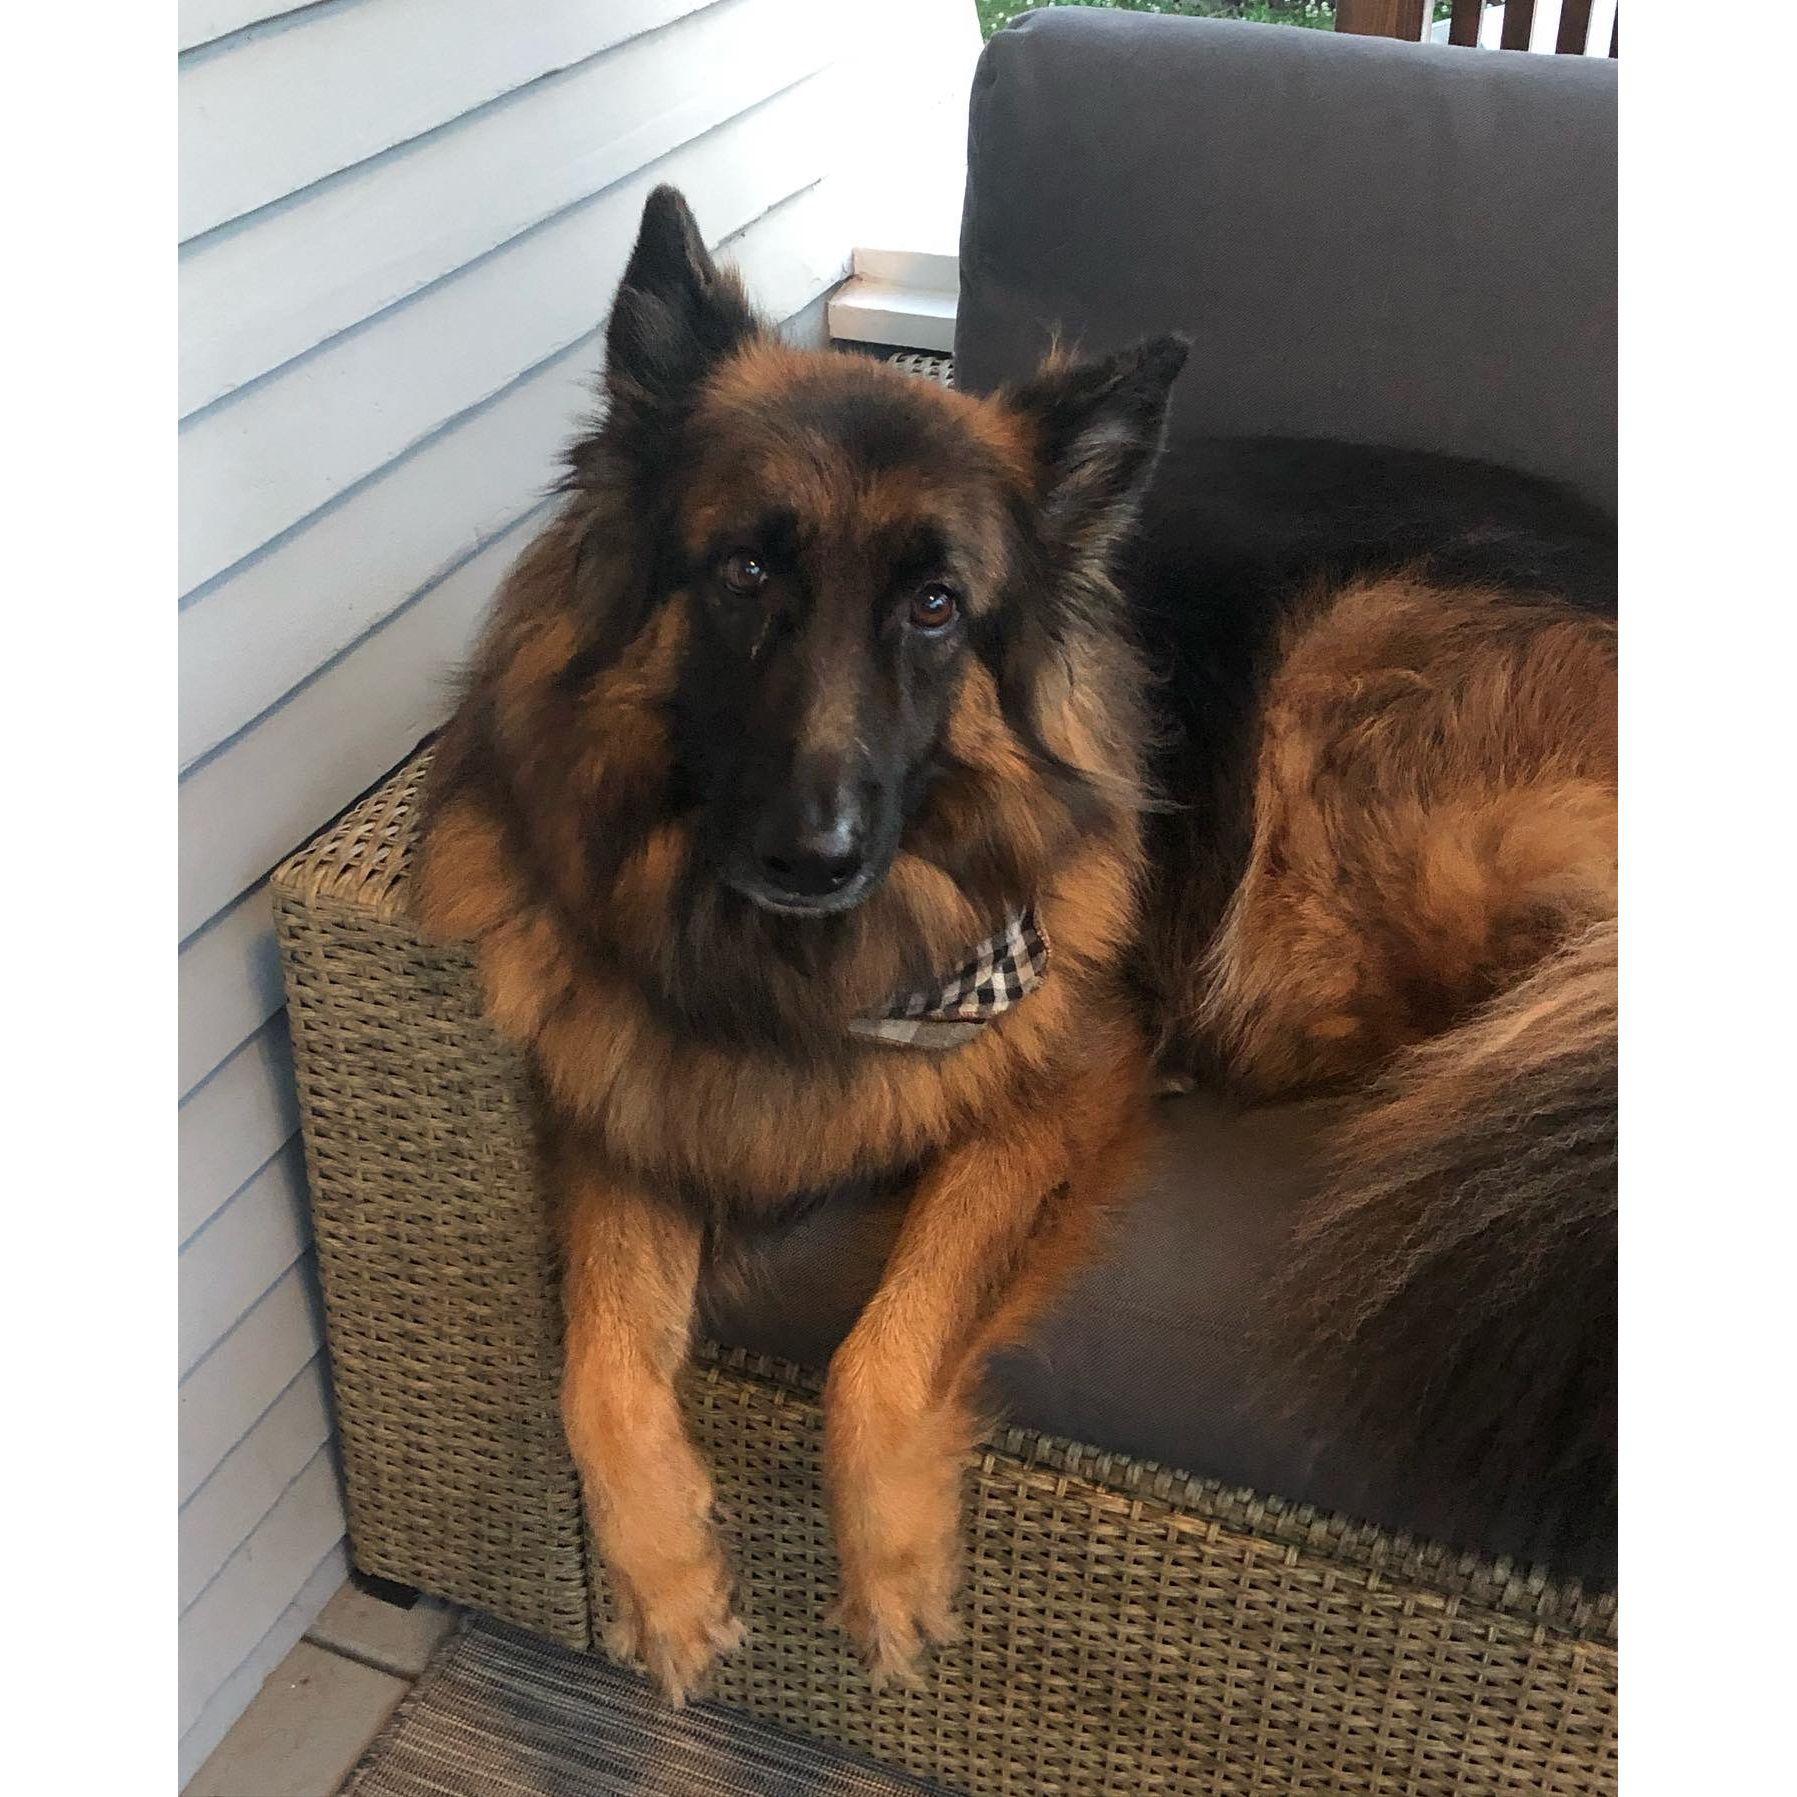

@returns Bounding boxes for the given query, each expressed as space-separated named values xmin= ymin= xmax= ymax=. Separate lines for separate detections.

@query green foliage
xmin=973 ymin=2 xmax=1455 ymax=39
xmin=974 ymin=2 xmax=1337 ymax=37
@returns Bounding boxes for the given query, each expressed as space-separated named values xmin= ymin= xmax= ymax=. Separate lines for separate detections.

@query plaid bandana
xmin=850 ymin=907 xmax=1050 ymax=1050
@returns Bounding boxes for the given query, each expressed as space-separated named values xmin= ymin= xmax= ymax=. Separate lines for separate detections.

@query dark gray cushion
xmin=702 ymin=1090 xmax=1322 ymax=1499
xmin=704 ymin=1091 xmax=1610 ymax=1583
xmin=956 ymin=11 xmax=1617 ymax=509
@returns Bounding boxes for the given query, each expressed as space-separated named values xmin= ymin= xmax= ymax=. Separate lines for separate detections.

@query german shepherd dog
xmin=415 ymin=187 xmax=1617 ymax=1697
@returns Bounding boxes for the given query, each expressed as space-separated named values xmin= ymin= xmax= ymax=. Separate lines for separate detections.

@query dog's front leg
xmin=558 ymin=1141 xmax=741 ymax=1703
xmin=824 ymin=1059 xmax=1145 ymax=1686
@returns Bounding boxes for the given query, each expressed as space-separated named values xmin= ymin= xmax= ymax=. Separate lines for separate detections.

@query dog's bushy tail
xmin=1276 ymin=917 xmax=1617 ymax=1573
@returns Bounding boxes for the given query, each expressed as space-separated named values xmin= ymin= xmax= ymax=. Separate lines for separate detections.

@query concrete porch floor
xmin=186 ymin=1580 xmax=456 ymax=1797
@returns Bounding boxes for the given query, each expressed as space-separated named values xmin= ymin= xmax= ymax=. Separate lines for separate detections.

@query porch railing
xmin=1335 ymin=1 xmax=1618 ymax=55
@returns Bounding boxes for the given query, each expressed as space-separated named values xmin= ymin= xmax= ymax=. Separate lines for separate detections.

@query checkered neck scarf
xmin=850 ymin=907 xmax=1050 ymax=1050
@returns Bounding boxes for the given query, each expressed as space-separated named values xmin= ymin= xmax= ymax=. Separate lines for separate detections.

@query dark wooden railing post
xmin=1351 ymin=1 xmax=1616 ymax=57
xmin=1334 ymin=0 xmax=1430 ymax=40
xmin=1556 ymin=0 xmax=1596 ymax=55
xmin=1501 ymin=0 xmax=1538 ymax=50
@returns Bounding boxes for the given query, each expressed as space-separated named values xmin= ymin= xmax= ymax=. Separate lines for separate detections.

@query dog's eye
xmin=720 ymin=551 xmax=767 ymax=595
xmin=908 ymin=582 xmax=959 ymax=633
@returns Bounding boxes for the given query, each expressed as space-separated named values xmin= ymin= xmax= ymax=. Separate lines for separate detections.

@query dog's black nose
xmin=754 ymin=815 xmax=866 ymax=898
xmin=755 ymin=809 xmax=866 ymax=900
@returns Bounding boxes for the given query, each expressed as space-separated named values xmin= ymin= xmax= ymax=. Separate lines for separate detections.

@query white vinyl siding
xmin=178 ymin=1 xmax=310 ymax=55
xmin=177 ymin=1 xmax=977 ymax=1781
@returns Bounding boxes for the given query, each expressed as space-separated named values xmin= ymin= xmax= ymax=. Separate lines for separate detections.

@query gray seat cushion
xmin=708 ymin=1085 xmax=1329 ymax=1495
xmin=704 ymin=1091 xmax=1611 ymax=1585
xmin=701 ymin=1091 xmax=1320 ymax=1497
xmin=956 ymin=11 xmax=1618 ymax=510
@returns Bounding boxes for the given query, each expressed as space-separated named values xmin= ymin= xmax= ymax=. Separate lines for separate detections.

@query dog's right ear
xmin=1006 ymin=335 xmax=1188 ymax=561
xmin=603 ymin=186 xmax=758 ymax=425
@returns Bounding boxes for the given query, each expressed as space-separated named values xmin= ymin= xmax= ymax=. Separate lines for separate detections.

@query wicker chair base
xmin=273 ymin=756 xmax=1618 ymax=1797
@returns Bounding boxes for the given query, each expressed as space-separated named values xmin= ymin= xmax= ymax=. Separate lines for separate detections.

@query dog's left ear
xmin=603 ymin=185 xmax=758 ymax=426
xmin=1008 ymin=335 xmax=1189 ymax=556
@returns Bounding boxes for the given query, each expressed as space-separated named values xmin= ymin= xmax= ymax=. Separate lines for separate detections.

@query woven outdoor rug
xmin=344 ymin=1616 xmax=945 ymax=1796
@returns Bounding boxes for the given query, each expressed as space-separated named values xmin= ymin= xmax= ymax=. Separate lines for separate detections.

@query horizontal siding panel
xmin=179 ymin=885 xmax=283 ymax=1097
xmin=179 ymin=74 xmax=832 ymax=595
xmin=181 ymin=1358 xmax=334 ymax=1609
xmin=179 ymin=1141 xmax=311 ymax=1377
xmin=180 ymin=510 xmax=544 ymax=939
xmin=177 ymin=1 xmax=308 ymax=54
xmin=181 ymin=0 xmax=833 ymax=413
xmin=180 ymin=334 xmax=596 ymax=770
xmin=179 ymin=1542 xmax=350 ymax=1788
xmin=179 ymin=0 xmax=708 ymax=239
xmin=179 ymin=1015 xmax=299 ymax=1242
xmin=716 ymin=180 xmax=858 ymax=342
xmin=181 ymin=1269 xmax=325 ymax=1504
xmin=179 ymin=1447 xmax=348 ymax=1733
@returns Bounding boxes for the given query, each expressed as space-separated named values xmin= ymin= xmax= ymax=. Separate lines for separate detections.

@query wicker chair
xmin=274 ymin=757 xmax=1616 ymax=1797
xmin=274 ymin=15 xmax=1617 ymax=1794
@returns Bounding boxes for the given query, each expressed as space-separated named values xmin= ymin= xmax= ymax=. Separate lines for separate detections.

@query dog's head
xmin=573 ymin=186 xmax=1186 ymax=920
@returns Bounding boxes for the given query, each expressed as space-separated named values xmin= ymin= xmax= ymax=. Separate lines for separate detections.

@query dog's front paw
xmin=605 ymin=1549 xmax=744 ymax=1705
xmin=832 ymin=1547 xmax=962 ymax=1690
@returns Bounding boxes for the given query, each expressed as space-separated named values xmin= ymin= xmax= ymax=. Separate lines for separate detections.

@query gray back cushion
xmin=956 ymin=12 xmax=1617 ymax=508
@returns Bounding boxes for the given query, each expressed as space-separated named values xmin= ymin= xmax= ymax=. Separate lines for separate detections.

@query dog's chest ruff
xmin=850 ymin=907 xmax=1050 ymax=1050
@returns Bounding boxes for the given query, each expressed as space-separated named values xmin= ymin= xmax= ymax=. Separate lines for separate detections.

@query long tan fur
xmin=415 ymin=185 xmax=1618 ymax=1696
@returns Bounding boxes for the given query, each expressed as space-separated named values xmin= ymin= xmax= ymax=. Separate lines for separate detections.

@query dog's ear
xmin=1008 ymin=335 xmax=1189 ymax=559
xmin=603 ymin=185 xmax=758 ymax=425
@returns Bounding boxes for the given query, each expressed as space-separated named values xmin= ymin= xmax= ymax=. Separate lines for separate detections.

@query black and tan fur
xmin=415 ymin=187 xmax=1617 ymax=1696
